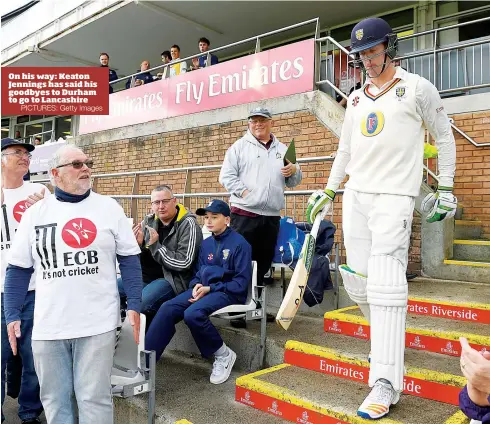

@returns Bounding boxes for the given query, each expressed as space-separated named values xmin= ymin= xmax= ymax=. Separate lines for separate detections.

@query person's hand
xmin=242 ymin=189 xmax=250 ymax=198
xmin=192 ymin=57 xmax=200 ymax=69
xmin=146 ymin=226 xmax=159 ymax=246
xmin=135 ymin=79 xmax=143 ymax=86
xmin=281 ymin=161 xmax=296 ymax=178
xmin=305 ymin=189 xmax=335 ymax=224
xmin=189 ymin=285 xmax=210 ymax=303
xmin=460 ymin=337 xmax=490 ymax=397
xmin=7 ymin=321 xmax=21 ymax=355
xmin=422 ymin=188 xmax=457 ymax=223
xmin=157 ymin=72 xmax=163 ymax=79
xmin=132 ymin=223 xmax=144 ymax=246
xmin=26 ymin=188 xmax=46 ymax=207
xmin=191 ymin=284 xmax=203 ymax=299
xmin=127 ymin=310 xmax=140 ymax=344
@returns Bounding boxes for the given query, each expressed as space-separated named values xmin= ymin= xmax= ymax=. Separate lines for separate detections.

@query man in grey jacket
xmin=219 ymin=107 xmax=302 ymax=325
xmin=118 ymin=185 xmax=202 ymax=322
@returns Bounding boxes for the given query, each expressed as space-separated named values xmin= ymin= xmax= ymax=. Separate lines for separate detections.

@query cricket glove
xmin=421 ymin=187 xmax=457 ymax=223
xmin=306 ymin=188 xmax=335 ymax=224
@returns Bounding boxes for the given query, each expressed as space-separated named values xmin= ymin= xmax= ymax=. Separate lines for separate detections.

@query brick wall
xmin=83 ymin=110 xmax=425 ymax=273
xmin=82 ymin=108 xmax=490 ymax=273
xmin=450 ymin=111 xmax=490 ymax=238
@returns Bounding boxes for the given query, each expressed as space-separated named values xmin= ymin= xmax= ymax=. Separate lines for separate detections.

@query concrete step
xmin=284 ymin=340 xmax=464 ymax=405
xmin=115 ymin=353 xmax=286 ymax=424
xmin=407 ymin=277 xmax=490 ymax=324
xmin=236 ymin=364 xmax=466 ymax=424
xmin=324 ymin=306 xmax=490 ymax=357
xmin=453 ymin=239 xmax=490 ymax=262
xmin=440 ymin=259 xmax=490 ymax=283
xmin=454 ymin=220 xmax=482 ymax=239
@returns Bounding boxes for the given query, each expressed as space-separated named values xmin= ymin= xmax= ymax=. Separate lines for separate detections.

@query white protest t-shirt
xmin=1 ymin=182 xmax=50 ymax=292
xmin=8 ymin=191 xmax=140 ymax=340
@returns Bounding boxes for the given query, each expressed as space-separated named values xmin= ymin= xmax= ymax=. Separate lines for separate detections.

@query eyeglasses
xmin=56 ymin=160 xmax=94 ymax=169
xmin=249 ymin=118 xmax=271 ymax=125
xmin=2 ymin=150 xmax=32 ymax=159
xmin=151 ymin=198 xmax=175 ymax=206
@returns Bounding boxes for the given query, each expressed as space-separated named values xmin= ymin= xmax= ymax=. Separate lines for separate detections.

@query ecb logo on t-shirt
xmin=62 ymin=218 xmax=97 ymax=248
xmin=13 ymin=200 xmax=30 ymax=223
xmin=361 ymin=111 xmax=385 ymax=137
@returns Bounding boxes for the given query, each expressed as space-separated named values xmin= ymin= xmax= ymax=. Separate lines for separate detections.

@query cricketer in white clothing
xmin=306 ymin=17 xmax=456 ymax=420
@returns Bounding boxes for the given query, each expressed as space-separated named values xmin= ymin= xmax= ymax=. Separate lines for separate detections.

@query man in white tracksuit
xmin=306 ymin=18 xmax=457 ymax=419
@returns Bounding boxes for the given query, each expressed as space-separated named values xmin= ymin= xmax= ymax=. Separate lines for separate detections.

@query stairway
xmin=236 ymin=278 xmax=490 ymax=423
xmin=441 ymin=220 xmax=490 ymax=282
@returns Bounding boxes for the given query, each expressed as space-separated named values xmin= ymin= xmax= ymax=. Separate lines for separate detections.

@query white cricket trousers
xmin=342 ymin=188 xmax=415 ymax=276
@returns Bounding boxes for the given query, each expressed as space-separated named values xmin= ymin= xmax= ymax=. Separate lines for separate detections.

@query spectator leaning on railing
xmin=99 ymin=52 xmax=118 ymax=94
xmin=169 ymin=45 xmax=187 ymax=77
xmin=191 ymin=37 xmax=219 ymax=71
xmin=126 ymin=60 xmax=155 ymax=89
xmin=4 ymin=145 xmax=143 ymax=424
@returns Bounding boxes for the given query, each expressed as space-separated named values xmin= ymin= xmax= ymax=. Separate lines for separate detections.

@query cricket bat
xmin=276 ymin=208 xmax=328 ymax=330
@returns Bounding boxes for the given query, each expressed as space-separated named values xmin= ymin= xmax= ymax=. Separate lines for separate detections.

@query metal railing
xmin=316 ymin=16 xmax=490 ymax=101
xmin=109 ymin=17 xmax=319 ymax=93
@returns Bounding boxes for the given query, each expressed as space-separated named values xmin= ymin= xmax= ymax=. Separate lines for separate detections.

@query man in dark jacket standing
xmin=118 ymin=185 xmax=202 ymax=320
xmin=146 ymin=200 xmax=251 ymax=385
xmin=99 ymin=52 xmax=118 ymax=94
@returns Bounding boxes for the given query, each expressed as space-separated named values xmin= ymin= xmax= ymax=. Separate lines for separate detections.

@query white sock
xmin=214 ymin=343 xmax=227 ymax=358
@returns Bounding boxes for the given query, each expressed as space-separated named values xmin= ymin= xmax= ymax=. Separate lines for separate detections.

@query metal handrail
xmin=450 ymin=120 xmax=490 ymax=147
xmin=110 ymin=17 xmax=319 ymax=87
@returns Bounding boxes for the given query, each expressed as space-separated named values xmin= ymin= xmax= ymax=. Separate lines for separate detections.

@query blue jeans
xmin=1 ymin=291 xmax=43 ymax=422
xmin=117 ymin=277 xmax=175 ymax=315
xmin=32 ymin=330 xmax=116 ymax=424
xmin=146 ymin=288 xmax=239 ymax=361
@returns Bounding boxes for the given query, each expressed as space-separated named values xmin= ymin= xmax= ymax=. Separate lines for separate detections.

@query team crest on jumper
xmin=222 ymin=249 xmax=230 ymax=260
xmin=276 ymin=152 xmax=282 ymax=159
xmin=208 ymin=253 xmax=214 ymax=261
xmin=361 ymin=111 xmax=385 ymax=137
xmin=355 ymin=29 xmax=364 ymax=40
xmin=352 ymin=96 xmax=360 ymax=107
xmin=395 ymin=86 xmax=406 ymax=100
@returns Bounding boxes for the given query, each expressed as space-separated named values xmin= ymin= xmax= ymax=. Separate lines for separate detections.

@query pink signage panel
xmin=79 ymin=39 xmax=314 ymax=134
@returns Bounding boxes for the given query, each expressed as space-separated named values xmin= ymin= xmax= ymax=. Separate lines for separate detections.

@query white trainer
xmin=357 ymin=379 xmax=400 ymax=420
xmin=210 ymin=348 xmax=237 ymax=384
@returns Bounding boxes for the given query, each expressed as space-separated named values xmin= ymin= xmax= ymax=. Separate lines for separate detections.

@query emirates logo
xmin=12 ymin=200 xmax=30 ymax=223
xmin=62 ymin=218 xmax=97 ymax=248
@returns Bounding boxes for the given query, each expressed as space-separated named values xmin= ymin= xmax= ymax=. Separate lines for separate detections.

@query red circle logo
xmin=12 ymin=200 xmax=30 ymax=223
xmin=62 ymin=218 xmax=97 ymax=249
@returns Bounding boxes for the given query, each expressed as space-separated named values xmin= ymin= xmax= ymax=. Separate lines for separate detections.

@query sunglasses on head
xmin=56 ymin=160 xmax=94 ymax=169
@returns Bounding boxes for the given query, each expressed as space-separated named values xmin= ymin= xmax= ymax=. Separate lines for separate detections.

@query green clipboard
xmin=283 ymin=139 xmax=296 ymax=165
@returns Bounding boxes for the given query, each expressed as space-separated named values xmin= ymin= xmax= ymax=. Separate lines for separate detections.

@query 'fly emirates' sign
xmin=79 ymin=39 xmax=314 ymax=134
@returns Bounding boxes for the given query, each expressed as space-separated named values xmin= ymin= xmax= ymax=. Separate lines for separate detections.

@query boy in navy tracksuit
xmin=145 ymin=199 xmax=252 ymax=384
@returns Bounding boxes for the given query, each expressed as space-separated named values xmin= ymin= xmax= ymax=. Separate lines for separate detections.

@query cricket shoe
xmin=357 ymin=378 xmax=400 ymax=420
xmin=210 ymin=347 xmax=237 ymax=384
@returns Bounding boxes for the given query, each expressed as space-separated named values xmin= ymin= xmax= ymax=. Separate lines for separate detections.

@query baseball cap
xmin=196 ymin=199 xmax=231 ymax=217
xmin=248 ymin=107 xmax=272 ymax=120
xmin=1 ymin=138 xmax=35 ymax=152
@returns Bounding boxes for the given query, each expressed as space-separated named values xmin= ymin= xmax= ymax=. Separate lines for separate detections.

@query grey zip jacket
xmin=145 ymin=204 xmax=202 ymax=295
xmin=219 ymin=130 xmax=302 ymax=216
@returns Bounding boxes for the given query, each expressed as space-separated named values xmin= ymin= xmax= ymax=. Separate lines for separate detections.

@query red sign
xmin=236 ymin=385 xmax=348 ymax=424
xmin=408 ymin=299 xmax=490 ymax=324
xmin=79 ymin=39 xmax=315 ymax=134
xmin=324 ymin=318 xmax=490 ymax=357
xmin=2 ymin=67 xmax=109 ymax=115
xmin=284 ymin=349 xmax=461 ymax=406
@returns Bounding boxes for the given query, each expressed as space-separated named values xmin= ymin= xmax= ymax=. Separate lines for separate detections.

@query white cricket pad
xmin=339 ymin=265 xmax=370 ymax=322
xmin=367 ymin=255 xmax=408 ymax=392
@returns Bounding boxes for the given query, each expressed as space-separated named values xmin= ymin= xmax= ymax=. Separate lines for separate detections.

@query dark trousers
xmin=231 ymin=213 xmax=280 ymax=285
xmin=145 ymin=289 xmax=239 ymax=361
xmin=1 ymin=291 xmax=43 ymax=422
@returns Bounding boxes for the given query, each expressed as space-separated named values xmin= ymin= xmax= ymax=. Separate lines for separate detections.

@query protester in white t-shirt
xmin=4 ymin=145 xmax=143 ymax=424
xmin=1 ymin=138 xmax=48 ymax=424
